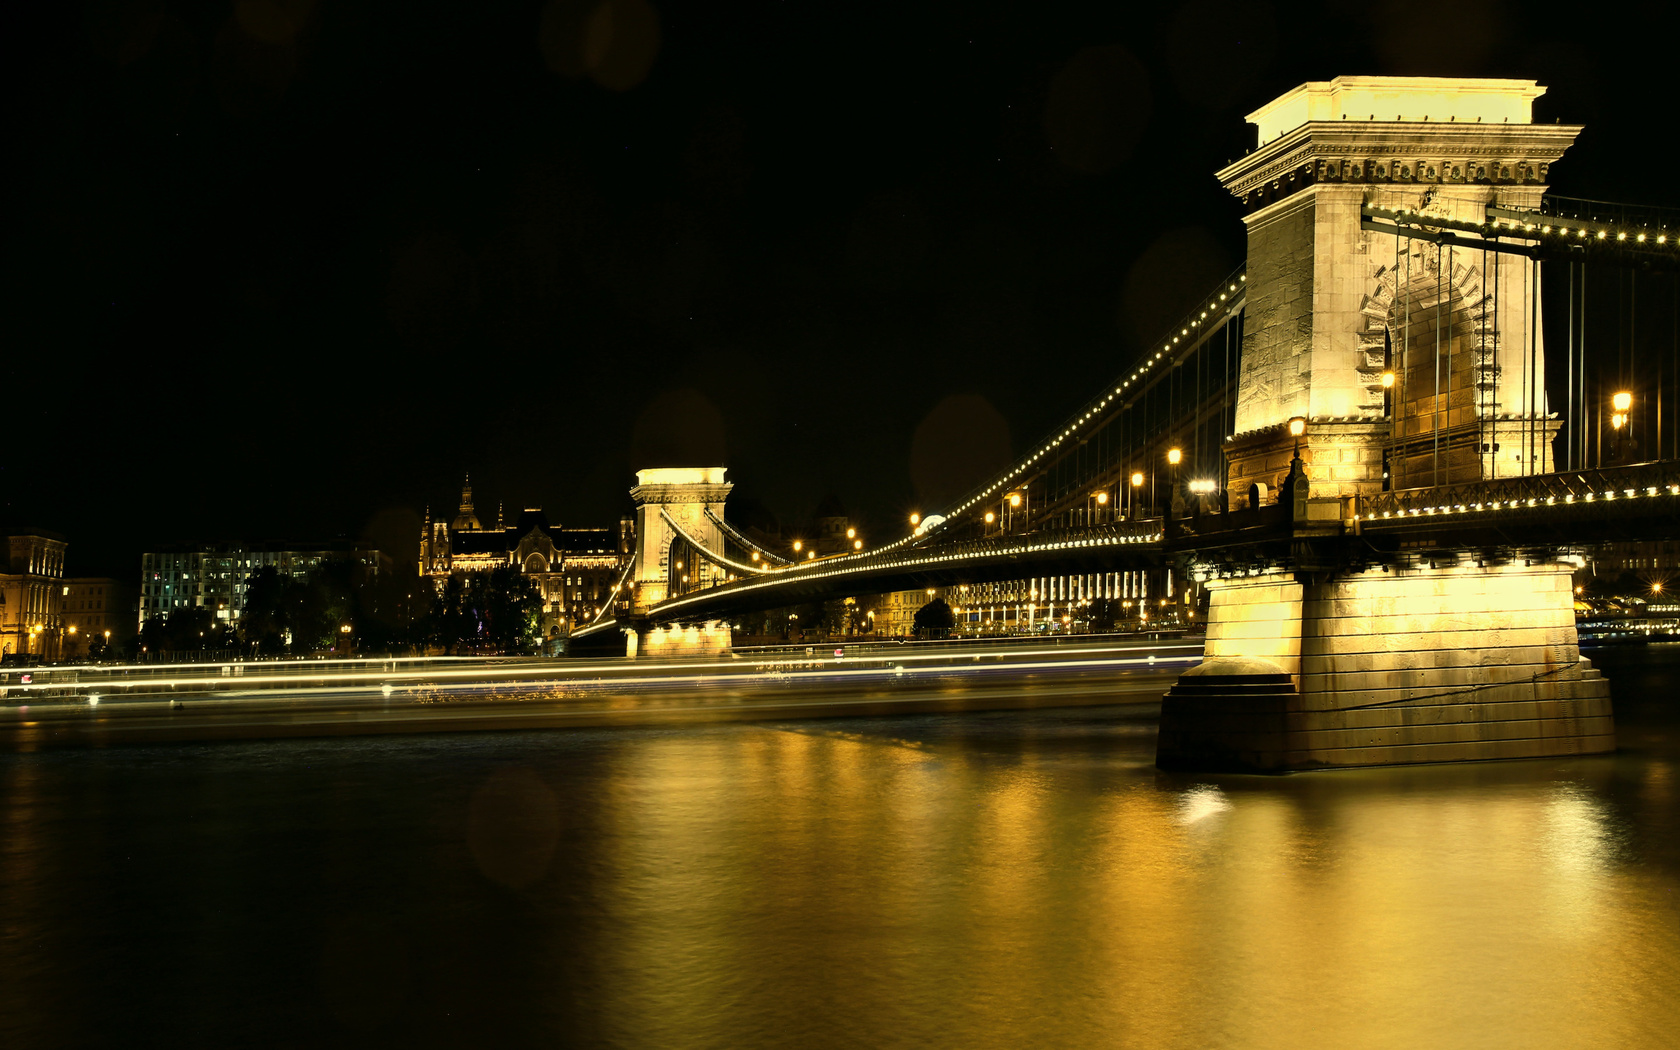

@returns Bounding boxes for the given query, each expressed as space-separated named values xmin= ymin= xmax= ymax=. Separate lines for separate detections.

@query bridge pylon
xmin=623 ymin=467 xmax=734 ymax=658
xmin=1161 ymin=78 xmax=1613 ymax=772
xmin=1215 ymin=76 xmax=1577 ymax=503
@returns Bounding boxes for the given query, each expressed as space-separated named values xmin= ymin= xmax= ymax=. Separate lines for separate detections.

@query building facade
xmin=138 ymin=544 xmax=385 ymax=632
xmin=949 ymin=570 xmax=1176 ymax=634
xmin=420 ymin=477 xmax=632 ymax=634
xmin=61 ymin=578 xmax=135 ymax=659
xmin=1 ymin=531 xmax=68 ymax=662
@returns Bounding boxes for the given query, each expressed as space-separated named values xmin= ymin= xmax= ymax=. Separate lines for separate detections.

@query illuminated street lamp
xmin=1611 ymin=391 xmax=1632 ymax=461
xmin=909 ymin=512 xmax=921 ymax=527
xmin=1004 ymin=491 xmax=1025 ymax=532
xmin=1129 ymin=471 xmax=1144 ymax=519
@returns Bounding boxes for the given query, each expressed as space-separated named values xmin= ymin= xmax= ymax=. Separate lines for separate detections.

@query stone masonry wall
xmin=1181 ymin=559 xmax=1614 ymax=769
xmin=1202 ymin=573 xmax=1304 ymax=675
xmin=1235 ymin=194 xmax=1315 ymax=434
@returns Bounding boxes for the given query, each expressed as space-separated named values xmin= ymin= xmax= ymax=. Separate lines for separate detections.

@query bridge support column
xmin=625 ymin=620 xmax=732 ymax=659
xmin=1159 ymin=557 xmax=1614 ymax=772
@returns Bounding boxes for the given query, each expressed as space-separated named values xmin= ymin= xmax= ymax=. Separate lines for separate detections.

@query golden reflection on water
xmin=580 ymin=726 xmax=1677 ymax=1050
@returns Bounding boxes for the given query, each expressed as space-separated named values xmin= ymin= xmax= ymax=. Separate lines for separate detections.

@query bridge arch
xmin=1364 ymin=233 xmax=1553 ymax=485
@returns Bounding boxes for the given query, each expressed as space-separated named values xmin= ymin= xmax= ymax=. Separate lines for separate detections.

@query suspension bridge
xmin=576 ymin=76 xmax=1680 ymax=772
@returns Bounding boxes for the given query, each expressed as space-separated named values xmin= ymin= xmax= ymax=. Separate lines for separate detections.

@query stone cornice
xmin=630 ymin=484 xmax=734 ymax=505
xmin=1216 ymin=122 xmax=1582 ymax=209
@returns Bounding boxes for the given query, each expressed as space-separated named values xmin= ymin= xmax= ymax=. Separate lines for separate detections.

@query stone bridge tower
xmin=1160 ymin=78 xmax=1613 ymax=772
xmin=1216 ymin=76 xmax=1578 ymax=501
xmin=625 ymin=467 xmax=733 ymax=657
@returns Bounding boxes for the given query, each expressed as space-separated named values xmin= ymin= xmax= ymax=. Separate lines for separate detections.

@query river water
xmin=3 ymin=648 xmax=1677 ymax=1048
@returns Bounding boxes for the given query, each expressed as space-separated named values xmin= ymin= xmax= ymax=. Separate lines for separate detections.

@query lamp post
xmin=1283 ymin=416 xmax=1309 ymax=511
xmin=1094 ymin=489 xmax=1109 ymax=524
xmin=1129 ymin=471 xmax=1144 ymax=519
xmin=1611 ymin=391 xmax=1632 ymax=463
xmin=1166 ymin=447 xmax=1182 ymax=510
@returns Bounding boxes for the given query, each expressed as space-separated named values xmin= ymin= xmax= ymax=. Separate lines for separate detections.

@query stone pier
xmin=625 ymin=620 xmax=733 ymax=659
xmin=1158 ymin=557 xmax=1614 ymax=771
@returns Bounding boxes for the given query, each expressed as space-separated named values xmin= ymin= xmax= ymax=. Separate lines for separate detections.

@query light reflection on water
xmin=2 ymin=653 xmax=1678 ymax=1048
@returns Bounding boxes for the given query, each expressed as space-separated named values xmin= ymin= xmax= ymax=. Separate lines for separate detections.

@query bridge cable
xmin=1434 ymin=239 xmax=1442 ymax=485
xmin=581 ymin=547 xmax=640 ymax=633
xmin=702 ymin=508 xmax=792 ymax=566
xmin=659 ymin=509 xmax=774 ymax=577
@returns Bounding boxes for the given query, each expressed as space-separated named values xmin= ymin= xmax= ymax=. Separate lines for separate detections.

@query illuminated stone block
xmin=1160 ymin=559 xmax=1613 ymax=771
xmin=628 ymin=620 xmax=732 ymax=659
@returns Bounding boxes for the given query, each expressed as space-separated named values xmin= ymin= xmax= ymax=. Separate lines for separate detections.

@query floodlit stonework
xmin=1163 ymin=77 xmax=1614 ymax=771
xmin=1160 ymin=558 xmax=1613 ymax=770
xmin=626 ymin=467 xmax=734 ymax=656
xmin=1217 ymin=76 xmax=1577 ymax=504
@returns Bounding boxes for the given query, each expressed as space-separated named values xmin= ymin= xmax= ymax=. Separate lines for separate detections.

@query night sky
xmin=12 ymin=0 xmax=1680 ymax=578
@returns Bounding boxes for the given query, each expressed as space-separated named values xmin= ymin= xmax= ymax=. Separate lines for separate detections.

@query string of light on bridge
xmin=651 ymin=524 xmax=1165 ymax=616
xmin=822 ymin=270 xmax=1248 ymax=561
xmin=1366 ymin=204 xmax=1678 ymax=249
xmin=1358 ymin=483 xmax=1679 ymax=521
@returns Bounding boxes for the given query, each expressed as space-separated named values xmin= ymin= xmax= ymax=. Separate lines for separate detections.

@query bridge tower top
xmin=1248 ymin=76 xmax=1547 ymax=145
xmin=1216 ymin=75 xmax=1579 ymax=500
xmin=627 ymin=467 xmax=733 ymax=611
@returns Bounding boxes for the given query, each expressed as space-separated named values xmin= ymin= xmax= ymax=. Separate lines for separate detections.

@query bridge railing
xmin=1356 ymin=462 xmax=1680 ymax=527
xmin=648 ymin=518 xmax=1167 ymax=617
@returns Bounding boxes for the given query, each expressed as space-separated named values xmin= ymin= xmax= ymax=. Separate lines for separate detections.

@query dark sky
xmin=11 ymin=0 xmax=1679 ymax=577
